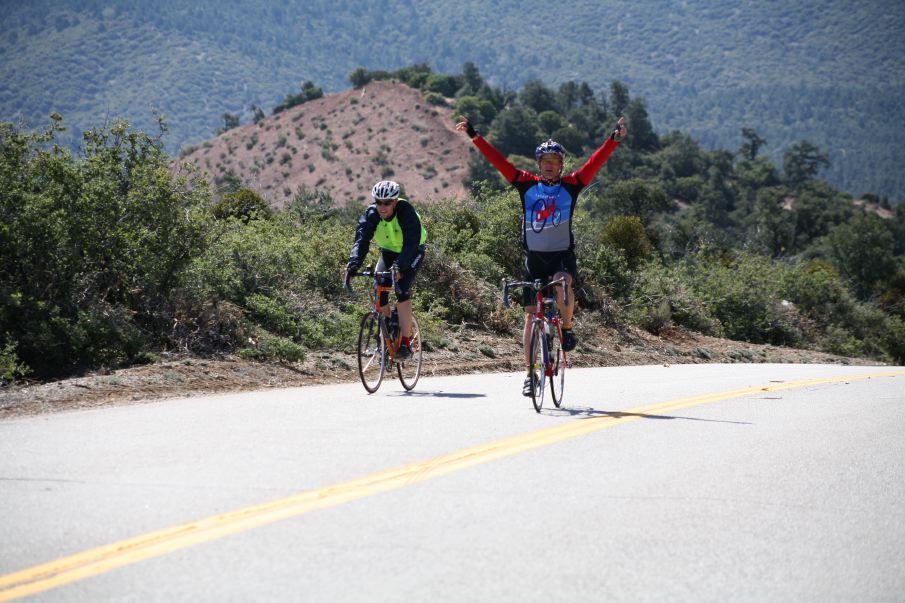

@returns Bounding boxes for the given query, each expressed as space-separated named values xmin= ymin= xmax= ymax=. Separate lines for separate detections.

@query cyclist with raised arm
xmin=456 ymin=115 xmax=626 ymax=396
xmin=344 ymin=180 xmax=427 ymax=360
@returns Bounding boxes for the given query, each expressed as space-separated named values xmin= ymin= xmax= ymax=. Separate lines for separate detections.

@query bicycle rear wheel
xmin=357 ymin=312 xmax=386 ymax=393
xmin=397 ymin=314 xmax=422 ymax=391
xmin=528 ymin=321 xmax=545 ymax=412
xmin=549 ymin=325 xmax=566 ymax=408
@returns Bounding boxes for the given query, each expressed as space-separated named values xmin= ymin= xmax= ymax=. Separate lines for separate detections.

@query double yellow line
xmin=2 ymin=369 xmax=903 ymax=600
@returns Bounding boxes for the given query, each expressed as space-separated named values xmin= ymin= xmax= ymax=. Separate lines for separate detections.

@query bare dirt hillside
xmin=177 ymin=81 xmax=470 ymax=207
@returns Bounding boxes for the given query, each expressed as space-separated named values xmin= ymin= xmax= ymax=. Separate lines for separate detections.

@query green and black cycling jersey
xmin=348 ymin=199 xmax=427 ymax=272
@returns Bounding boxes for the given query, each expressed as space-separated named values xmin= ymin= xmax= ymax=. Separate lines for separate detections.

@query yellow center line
xmin=2 ymin=369 xmax=903 ymax=600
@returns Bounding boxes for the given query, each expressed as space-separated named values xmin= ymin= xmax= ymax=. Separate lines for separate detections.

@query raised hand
xmin=614 ymin=116 xmax=627 ymax=139
xmin=455 ymin=116 xmax=477 ymax=138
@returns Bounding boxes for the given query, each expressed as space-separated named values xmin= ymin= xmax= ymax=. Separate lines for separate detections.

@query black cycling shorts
xmin=521 ymin=249 xmax=577 ymax=307
xmin=375 ymin=245 xmax=425 ymax=303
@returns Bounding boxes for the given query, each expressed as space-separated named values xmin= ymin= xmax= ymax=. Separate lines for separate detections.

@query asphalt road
xmin=2 ymin=363 xmax=904 ymax=602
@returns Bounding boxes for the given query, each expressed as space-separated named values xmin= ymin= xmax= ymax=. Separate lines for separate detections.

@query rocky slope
xmin=177 ymin=81 xmax=470 ymax=207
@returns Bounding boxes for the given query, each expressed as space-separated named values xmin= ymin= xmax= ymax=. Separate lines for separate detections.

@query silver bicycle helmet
xmin=534 ymin=139 xmax=566 ymax=160
xmin=371 ymin=180 xmax=400 ymax=200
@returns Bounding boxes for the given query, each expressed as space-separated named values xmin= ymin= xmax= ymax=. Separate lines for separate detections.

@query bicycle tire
xmin=357 ymin=312 xmax=386 ymax=393
xmin=528 ymin=321 xmax=545 ymax=412
xmin=397 ymin=314 xmax=422 ymax=391
xmin=549 ymin=324 xmax=566 ymax=407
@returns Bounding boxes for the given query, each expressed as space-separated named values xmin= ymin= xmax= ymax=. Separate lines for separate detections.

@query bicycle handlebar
xmin=502 ymin=276 xmax=569 ymax=309
xmin=344 ymin=268 xmax=400 ymax=297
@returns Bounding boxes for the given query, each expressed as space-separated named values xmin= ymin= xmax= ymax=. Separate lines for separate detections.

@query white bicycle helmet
xmin=371 ymin=180 xmax=400 ymax=200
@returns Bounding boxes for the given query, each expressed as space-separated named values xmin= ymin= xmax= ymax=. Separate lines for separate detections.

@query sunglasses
xmin=374 ymin=199 xmax=396 ymax=207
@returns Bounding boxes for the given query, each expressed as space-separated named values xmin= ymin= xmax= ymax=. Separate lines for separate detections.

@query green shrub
xmin=244 ymin=293 xmax=300 ymax=337
xmin=628 ymin=260 xmax=719 ymax=336
xmin=838 ymin=303 xmax=905 ymax=363
xmin=422 ymin=184 xmax=522 ymax=282
xmin=453 ymin=96 xmax=498 ymax=129
xmin=211 ymin=188 xmax=271 ymax=222
xmin=781 ymin=260 xmax=846 ymax=314
xmin=423 ymin=92 xmax=446 ymax=106
xmin=423 ymin=73 xmax=459 ymax=97
xmin=878 ymin=266 xmax=905 ymax=320
xmin=821 ymin=325 xmax=863 ymax=358
xmin=594 ymin=178 xmax=671 ymax=225
xmin=238 ymin=330 xmax=306 ymax=363
xmin=599 ymin=215 xmax=653 ymax=268
xmin=0 ymin=341 xmax=31 ymax=384
xmin=0 ymin=116 xmax=212 ymax=377
xmin=470 ymin=186 xmax=524 ymax=278
xmin=573 ymin=214 xmax=632 ymax=301
xmin=415 ymin=250 xmax=496 ymax=327
xmin=686 ymin=251 xmax=804 ymax=346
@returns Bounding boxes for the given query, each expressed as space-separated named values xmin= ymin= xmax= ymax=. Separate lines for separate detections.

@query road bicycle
xmin=502 ymin=276 xmax=568 ymax=412
xmin=345 ymin=269 xmax=422 ymax=393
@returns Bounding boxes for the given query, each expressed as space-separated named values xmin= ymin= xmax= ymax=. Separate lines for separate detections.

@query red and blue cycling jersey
xmin=471 ymin=134 xmax=620 ymax=252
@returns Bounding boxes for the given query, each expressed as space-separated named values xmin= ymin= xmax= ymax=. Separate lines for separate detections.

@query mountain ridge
xmin=3 ymin=0 xmax=905 ymax=198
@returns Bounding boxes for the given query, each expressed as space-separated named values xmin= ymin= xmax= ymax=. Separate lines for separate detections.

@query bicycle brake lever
xmin=502 ymin=280 xmax=510 ymax=308
xmin=344 ymin=272 xmax=358 ymax=297
xmin=392 ymin=268 xmax=403 ymax=297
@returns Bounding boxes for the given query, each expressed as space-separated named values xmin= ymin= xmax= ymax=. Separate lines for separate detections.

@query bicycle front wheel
xmin=528 ymin=321 xmax=546 ymax=412
xmin=397 ymin=314 xmax=423 ymax=391
xmin=357 ymin=312 xmax=386 ymax=393
xmin=549 ymin=325 xmax=566 ymax=408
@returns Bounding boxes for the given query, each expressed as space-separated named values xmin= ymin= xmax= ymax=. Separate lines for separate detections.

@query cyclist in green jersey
xmin=344 ymin=180 xmax=427 ymax=359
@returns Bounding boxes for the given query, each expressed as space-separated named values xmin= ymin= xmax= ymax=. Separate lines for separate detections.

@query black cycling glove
xmin=464 ymin=121 xmax=477 ymax=139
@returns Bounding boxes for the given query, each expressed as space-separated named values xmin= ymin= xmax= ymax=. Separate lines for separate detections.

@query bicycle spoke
xmin=361 ymin=350 xmax=380 ymax=372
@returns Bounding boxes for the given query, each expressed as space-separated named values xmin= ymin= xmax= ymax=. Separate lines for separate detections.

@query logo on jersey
xmin=530 ymin=195 xmax=562 ymax=233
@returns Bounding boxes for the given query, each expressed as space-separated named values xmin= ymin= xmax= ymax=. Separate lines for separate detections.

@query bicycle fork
xmin=534 ymin=319 xmax=553 ymax=376
xmin=543 ymin=324 xmax=554 ymax=377
xmin=543 ymin=317 xmax=563 ymax=378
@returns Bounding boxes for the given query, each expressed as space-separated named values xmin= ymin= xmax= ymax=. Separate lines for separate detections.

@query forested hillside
xmin=2 ymin=0 xmax=904 ymax=199
xmin=3 ymin=68 xmax=905 ymax=384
